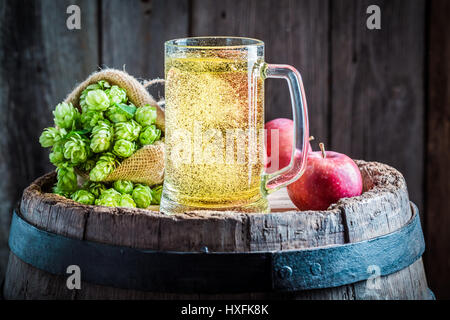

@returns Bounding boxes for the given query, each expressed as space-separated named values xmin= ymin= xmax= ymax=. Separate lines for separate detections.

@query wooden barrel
xmin=3 ymin=160 xmax=432 ymax=300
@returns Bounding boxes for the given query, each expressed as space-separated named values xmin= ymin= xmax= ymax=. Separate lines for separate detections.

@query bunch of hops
xmin=90 ymin=180 xmax=162 ymax=208
xmin=39 ymin=80 xmax=163 ymax=208
xmin=67 ymin=180 xmax=162 ymax=209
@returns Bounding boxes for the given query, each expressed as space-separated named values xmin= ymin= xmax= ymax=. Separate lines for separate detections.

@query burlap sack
xmin=65 ymin=68 xmax=165 ymax=186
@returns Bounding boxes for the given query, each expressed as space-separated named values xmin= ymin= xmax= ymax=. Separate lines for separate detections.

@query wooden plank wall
xmin=0 ymin=0 xmax=99 ymax=281
xmin=0 ymin=0 xmax=448 ymax=298
xmin=331 ymin=0 xmax=425 ymax=212
xmin=427 ymin=0 xmax=450 ymax=300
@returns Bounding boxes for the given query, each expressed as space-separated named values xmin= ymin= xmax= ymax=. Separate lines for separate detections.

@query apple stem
xmin=309 ymin=136 xmax=314 ymax=141
xmin=319 ymin=142 xmax=326 ymax=159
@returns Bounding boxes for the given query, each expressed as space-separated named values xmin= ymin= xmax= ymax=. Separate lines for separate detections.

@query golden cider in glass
xmin=160 ymin=37 xmax=310 ymax=215
xmin=163 ymin=53 xmax=266 ymax=212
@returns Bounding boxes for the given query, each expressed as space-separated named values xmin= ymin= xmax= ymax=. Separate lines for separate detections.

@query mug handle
xmin=260 ymin=63 xmax=310 ymax=194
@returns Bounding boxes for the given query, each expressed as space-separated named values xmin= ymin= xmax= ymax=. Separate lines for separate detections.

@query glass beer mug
xmin=160 ymin=37 xmax=309 ymax=214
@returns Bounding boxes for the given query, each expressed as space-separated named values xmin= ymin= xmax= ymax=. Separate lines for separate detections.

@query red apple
xmin=287 ymin=143 xmax=363 ymax=211
xmin=265 ymin=118 xmax=312 ymax=173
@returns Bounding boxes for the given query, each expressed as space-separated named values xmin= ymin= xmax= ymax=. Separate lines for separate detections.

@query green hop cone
xmin=105 ymin=85 xmax=127 ymax=105
xmin=80 ymin=81 xmax=110 ymax=111
xmin=134 ymin=105 xmax=157 ymax=127
xmin=118 ymin=194 xmax=136 ymax=208
xmin=80 ymin=83 xmax=100 ymax=111
xmin=49 ymin=141 xmax=65 ymax=166
xmin=139 ymin=125 xmax=161 ymax=145
xmin=89 ymin=152 xmax=118 ymax=182
xmin=39 ymin=127 xmax=67 ymax=148
xmin=80 ymin=158 xmax=96 ymax=172
xmin=132 ymin=184 xmax=153 ymax=208
xmin=81 ymin=110 xmax=104 ymax=130
xmin=95 ymin=196 xmax=119 ymax=207
xmin=97 ymin=80 xmax=111 ymax=90
xmin=95 ymin=188 xmax=121 ymax=207
xmin=84 ymin=181 xmax=106 ymax=198
xmin=56 ymin=163 xmax=78 ymax=193
xmin=90 ymin=120 xmax=113 ymax=153
xmin=52 ymin=184 xmax=72 ymax=198
xmin=85 ymin=89 xmax=110 ymax=111
xmin=113 ymin=180 xmax=134 ymax=194
xmin=63 ymin=133 xmax=89 ymax=164
xmin=113 ymin=139 xmax=136 ymax=158
xmin=105 ymin=104 xmax=133 ymax=123
xmin=114 ymin=120 xmax=141 ymax=142
xmin=99 ymin=188 xmax=121 ymax=199
xmin=53 ymin=102 xmax=80 ymax=130
xmin=151 ymin=185 xmax=163 ymax=205
xmin=71 ymin=190 xmax=95 ymax=205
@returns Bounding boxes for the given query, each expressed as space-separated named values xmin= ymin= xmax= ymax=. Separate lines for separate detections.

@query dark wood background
xmin=0 ymin=0 xmax=448 ymax=298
